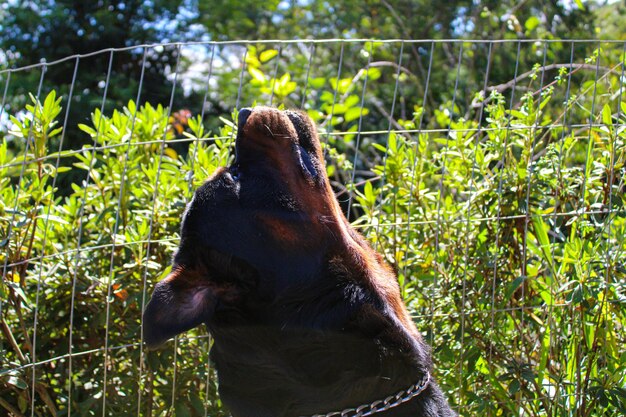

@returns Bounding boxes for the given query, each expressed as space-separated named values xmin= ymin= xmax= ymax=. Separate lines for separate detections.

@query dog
xmin=142 ymin=107 xmax=456 ymax=417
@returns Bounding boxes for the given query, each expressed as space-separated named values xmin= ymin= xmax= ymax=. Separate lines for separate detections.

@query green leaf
xmin=174 ymin=401 xmax=191 ymax=417
xmin=6 ymin=375 xmax=28 ymax=390
xmin=505 ymin=275 xmax=526 ymax=300
xmin=308 ymin=77 xmax=326 ymax=89
xmin=48 ymin=127 xmax=63 ymax=138
xmin=363 ymin=180 xmax=375 ymax=205
xmin=366 ymin=67 xmax=381 ymax=81
xmin=508 ymin=379 xmax=521 ymax=395
xmin=525 ymin=16 xmax=540 ymax=31
xmin=189 ymin=393 xmax=205 ymax=415
xmin=601 ymin=103 xmax=613 ymax=127
xmin=344 ymin=94 xmax=360 ymax=109
xmin=531 ymin=215 xmax=552 ymax=265
xmin=78 ymin=123 xmax=96 ymax=136
xmin=259 ymin=49 xmax=278 ymax=63
xmin=45 ymin=214 xmax=69 ymax=225
xmin=249 ymin=66 xmax=266 ymax=83
xmin=345 ymin=107 xmax=369 ymax=123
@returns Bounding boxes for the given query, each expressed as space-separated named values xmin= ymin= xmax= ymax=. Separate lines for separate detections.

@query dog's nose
xmin=238 ymin=107 xmax=252 ymax=130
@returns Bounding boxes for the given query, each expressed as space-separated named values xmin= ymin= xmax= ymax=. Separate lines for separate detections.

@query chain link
xmin=307 ymin=371 xmax=431 ymax=417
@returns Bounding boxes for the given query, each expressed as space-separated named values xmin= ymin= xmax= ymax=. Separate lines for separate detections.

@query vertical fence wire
xmin=432 ymin=42 xmax=464 ymax=349
xmin=1 ymin=67 xmax=45 ymax=307
xmin=167 ymin=46 xmax=184 ymax=417
xmin=548 ymin=40 xmax=576 ymax=413
xmin=30 ymin=56 xmax=80 ymax=416
xmin=67 ymin=50 xmax=115 ymax=416
xmin=269 ymin=45 xmax=283 ymax=107
xmin=198 ymin=44 xmax=218 ymax=417
xmin=487 ymin=40 xmax=521 ymax=417
xmin=346 ymin=42 xmax=374 ymax=221
xmin=402 ymin=42 xmax=435 ymax=312
xmin=127 ymin=48 xmax=151 ymax=416
xmin=600 ymin=40 xmax=626 ymax=408
xmin=1 ymin=65 xmax=46 ymax=414
xmin=0 ymin=70 xmax=11 ymax=319
xmin=101 ymin=47 xmax=149 ymax=417
xmin=188 ymin=44 xmax=217 ymax=196
xmin=0 ymin=72 xmax=9 ymax=120
xmin=321 ymin=42 xmax=344 ymax=155
xmin=182 ymin=42 xmax=218 ymax=417
xmin=572 ymin=42 xmax=602 ymax=413
xmin=226 ymin=46 xmax=248 ymax=161
xmin=517 ymin=41 xmax=549 ymax=416
xmin=458 ymin=40 xmax=493 ymax=409
xmin=400 ymin=40 xmax=434 ymax=303
xmin=301 ymin=42 xmax=316 ymax=108
xmin=372 ymin=40 xmax=405 ymax=254
xmin=22 ymin=65 xmax=47 ymax=416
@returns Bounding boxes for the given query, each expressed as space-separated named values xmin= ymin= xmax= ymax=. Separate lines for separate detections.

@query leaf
xmin=18 ymin=393 xmax=28 ymax=412
xmin=174 ymin=402 xmax=191 ymax=417
xmin=48 ymin=127 xmax=63 ymax=138
xmin=525 ymin=16 xmax=540 ymax=31
xmin=366 ymin=67 xmax=381 ymax=81
xmin=164 ymin=147 xmax=178 ymax=160
xmin=45 ymin=214 xmax=69 ymax=225
xmin=189 ymin=393 xmax=205 ymax=415
xmin=363 ymin=180 xmax=375 ymax=205
xmin=508 ymin=379 xmax=521 ymax=395
xmin=6 ymin=282 xmax=31 ymax=309
xmin=43 ymin=90 xmax=57 ymax=113
xmin=126 ymin=100 xmax=136 ymax=115
xmin=344 ymin=94 xmax=360 ymax=109
xmin=345 ymin=107 xmax=369 ymax=123
xmin=78 ymin=123 xmax=96 ymax=136
xmin=259 ymin=49 xmax=278 ymax=63
xmin=308 ymin=77 xmax=326 ymax=89
xmin=248 ymin=66 xmax=266 ymax=83
xmin=475 ymin=355 xmax=490 ymax=375
xmin=531 ymin=215 xmax=552 ymax=265
xmin=6 ymin=375 xmax=28 ymax=390
xmin=601 ymin=103 xmax=613 ymax=127
xmin=505 ymin=275 xmax=526 ymax=300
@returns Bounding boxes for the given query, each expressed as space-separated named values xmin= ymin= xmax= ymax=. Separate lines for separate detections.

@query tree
xmin=0 ymin=1 xmax=200 ymax=150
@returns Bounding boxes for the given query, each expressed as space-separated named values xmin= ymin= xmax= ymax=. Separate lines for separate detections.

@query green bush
xmin=1 ymin=48 xmax=625 ymax=417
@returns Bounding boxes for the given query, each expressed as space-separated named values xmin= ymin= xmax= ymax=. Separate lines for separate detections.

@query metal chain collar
xmin=306 ymin=371 xmax=431 ymax=417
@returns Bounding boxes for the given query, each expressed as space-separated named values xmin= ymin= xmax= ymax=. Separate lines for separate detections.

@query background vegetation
xmin=1 ymin=1 xmax=625 ymax=417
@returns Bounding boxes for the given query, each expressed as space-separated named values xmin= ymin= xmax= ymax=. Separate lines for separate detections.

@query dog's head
xmin=142 ymin=107 xmax=361 ymax=348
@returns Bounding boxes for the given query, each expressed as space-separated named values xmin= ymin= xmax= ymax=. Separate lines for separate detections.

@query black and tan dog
xmin=143 ymin=107 xmax=455 ymax=417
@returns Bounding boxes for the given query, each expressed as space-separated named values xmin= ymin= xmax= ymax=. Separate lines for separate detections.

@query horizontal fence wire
xmin=1 ymin=38 xmax=625 ymax=417
xmin=1 ymin=38 xmax=626 ymax=75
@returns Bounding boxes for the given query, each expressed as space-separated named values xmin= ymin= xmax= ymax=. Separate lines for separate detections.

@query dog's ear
xmin=142 ymin=265 xmax=222 ymax=349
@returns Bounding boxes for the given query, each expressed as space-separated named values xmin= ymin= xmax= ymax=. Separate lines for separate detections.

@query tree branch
xmin=487 ymin=63 xmax=615 ymax=93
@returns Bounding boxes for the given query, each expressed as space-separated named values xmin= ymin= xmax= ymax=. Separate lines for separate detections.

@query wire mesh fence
xmin=0 ymin=39 xmax=625 ymax=416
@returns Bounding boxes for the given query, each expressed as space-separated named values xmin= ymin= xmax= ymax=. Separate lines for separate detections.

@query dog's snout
xmin=238 ymin=108 xmax=252 ymax=130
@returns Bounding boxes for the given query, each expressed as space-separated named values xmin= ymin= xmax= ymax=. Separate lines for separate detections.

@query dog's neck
xmin=206 ymin=252 xmax=432 ymax=416
xmin=208 ymin=321 xmax=432 ymax=417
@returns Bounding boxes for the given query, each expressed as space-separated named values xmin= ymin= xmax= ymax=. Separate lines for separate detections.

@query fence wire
xmin=1 ymin=39 xmax=625 ymax=417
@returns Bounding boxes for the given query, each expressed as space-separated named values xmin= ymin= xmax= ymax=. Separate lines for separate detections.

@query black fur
xmin=143 ymin=107 xmax=456 ymax=417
